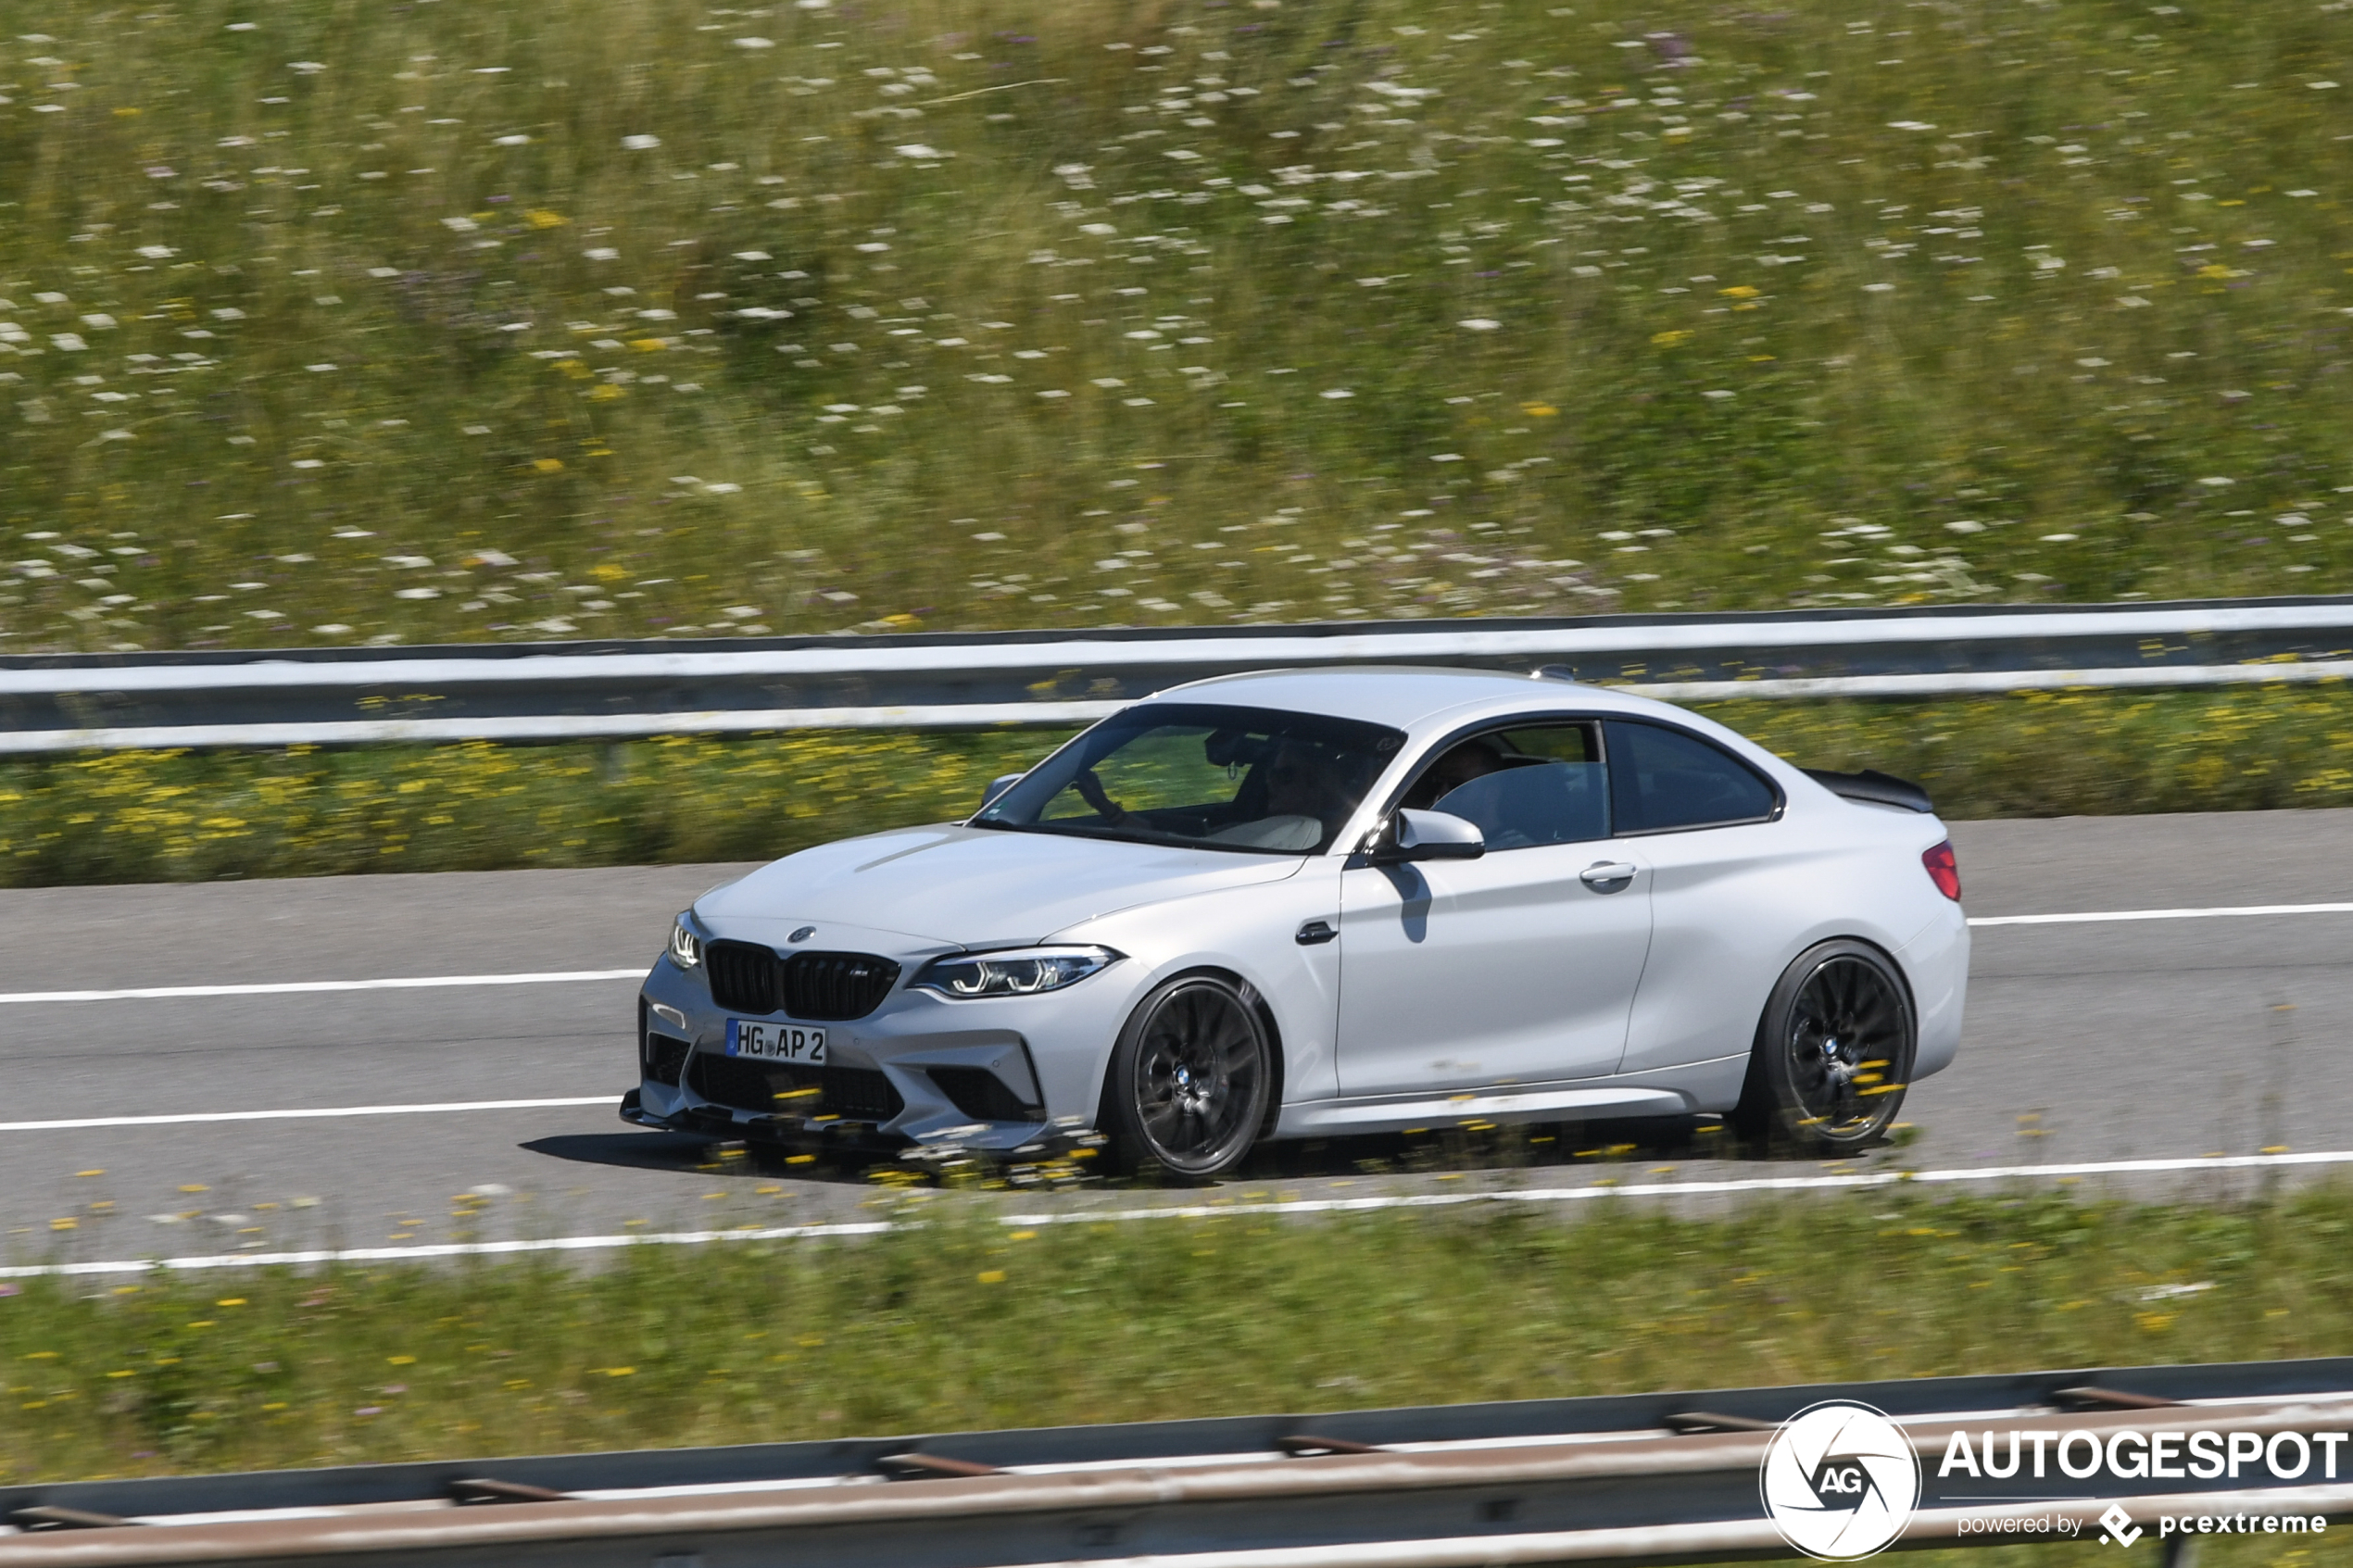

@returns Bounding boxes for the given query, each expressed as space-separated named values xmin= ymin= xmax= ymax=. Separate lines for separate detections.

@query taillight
xmin=1921 ymin=840 xmax=1961 ymax=902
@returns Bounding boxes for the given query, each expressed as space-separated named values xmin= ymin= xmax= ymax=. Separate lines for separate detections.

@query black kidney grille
xmin=688 ymin=1055 xmax=904 ymax=1123
xmin=780 ymin=951 xmax=900 ymax=1021
xmin=702 ymin=944 xmax=899 ymax=1021
xmin=703 ymin=940 xmax=782 ymax=1014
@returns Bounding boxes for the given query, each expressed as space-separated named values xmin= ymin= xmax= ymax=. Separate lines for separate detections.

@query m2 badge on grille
xmin=724 ymin=1020 xmax=827 ymax=1063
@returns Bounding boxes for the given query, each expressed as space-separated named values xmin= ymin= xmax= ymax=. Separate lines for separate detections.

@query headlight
xmin=667 ymin=916 xmax=702 ymax=970
xmin=913 ymin=946 xmax=1120 ymax=998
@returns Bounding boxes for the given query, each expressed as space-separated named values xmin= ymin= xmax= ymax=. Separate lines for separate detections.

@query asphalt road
xmin=5 ymin=810 xmax=2351 ymax=1268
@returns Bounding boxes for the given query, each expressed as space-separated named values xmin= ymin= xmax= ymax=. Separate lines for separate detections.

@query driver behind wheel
xmin=1206 ymin=739 xmax=1353 ymax=850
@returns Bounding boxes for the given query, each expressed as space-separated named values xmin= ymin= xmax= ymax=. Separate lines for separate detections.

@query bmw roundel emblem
xmin=787 ymin=924 xmax=816 ymax=944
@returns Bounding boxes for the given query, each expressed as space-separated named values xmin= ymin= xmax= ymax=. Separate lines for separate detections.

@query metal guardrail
xmin=1 ymin=596 xmax=2350 ymax=753
xmin=3 ymin=1358 xmax=2350 ymax=1564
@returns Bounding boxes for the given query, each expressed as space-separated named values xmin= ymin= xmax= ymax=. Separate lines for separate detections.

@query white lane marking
xmin=0 ymin=1222 xmax=896 ymax=1278
xmin=0 ymin=969 xmax=645 ymax=1005
xmin=1970 ymin=901 xmax=2353 ymax=927
xmin=0 ymin=1096 xmax=616 ymax=1133
xmin=1005 ymin=1148 xmax=2353 ymax=1225
xmin=6 ymin=1149 xmax=2349 ymax=1279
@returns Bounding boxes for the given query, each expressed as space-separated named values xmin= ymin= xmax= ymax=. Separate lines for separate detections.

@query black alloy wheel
xmin=1101 ymin=975 xmax=1274 ymax=1181
xmin=1734 ymin=939 xmax=1915 ymax=1152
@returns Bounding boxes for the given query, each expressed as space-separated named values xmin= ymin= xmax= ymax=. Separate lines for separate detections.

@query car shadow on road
xmin=1228 ymin=1115 xmax=1871 ymax=1181
xmin=521 ymin=1130 xmax=888 ymax=1185
xmin=522 ymin=1115 xmax=1889 ymax=1195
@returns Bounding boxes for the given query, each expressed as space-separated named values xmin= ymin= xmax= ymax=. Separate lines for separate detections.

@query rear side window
xmin=1412 ymin=722 xmax=1609 ymax=849
xmin=1605 ymin=720 xmax=1779 ymax=834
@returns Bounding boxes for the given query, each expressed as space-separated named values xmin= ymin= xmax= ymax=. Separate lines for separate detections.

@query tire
xmin=1732 ymin=940 xmax=1915 ymax=1153
xmin=1100 ymin=974 xmax=1275 ymax=1182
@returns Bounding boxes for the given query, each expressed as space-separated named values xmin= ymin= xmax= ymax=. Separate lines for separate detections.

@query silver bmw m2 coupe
xmin=624 ymin=667 xmax=1968 ymax=1177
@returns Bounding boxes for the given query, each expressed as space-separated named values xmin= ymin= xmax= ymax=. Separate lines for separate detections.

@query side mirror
xmin=977 ymin=772 xmax=1024 ymax=811
xmin=1371 ymin=808 xmax=1485 ymax=863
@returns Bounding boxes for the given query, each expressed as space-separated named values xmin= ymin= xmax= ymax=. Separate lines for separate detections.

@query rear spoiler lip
xmin=1801 ymin=767 xmax=1935 ymax=814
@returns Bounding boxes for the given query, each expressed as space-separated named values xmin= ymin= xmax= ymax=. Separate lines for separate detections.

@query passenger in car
xmin=1403 ymin=737 xmax=1509 ymax=811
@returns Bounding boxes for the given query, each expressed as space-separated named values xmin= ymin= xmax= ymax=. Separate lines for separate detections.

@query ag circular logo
xmin=1758 ymin=1399 xmax=1922 ymax=1561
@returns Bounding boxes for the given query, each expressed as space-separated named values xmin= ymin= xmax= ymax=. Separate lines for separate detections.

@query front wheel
xmin=1101 ymin=974 xmax=1274 ymax=1182
xmin=1733 ymin=940 xmax=1915 ymax=1153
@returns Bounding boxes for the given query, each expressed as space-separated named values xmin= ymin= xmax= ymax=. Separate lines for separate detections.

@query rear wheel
xmin=1733 ymin=940 xmax=1915 ymax=1152
xmin=1101 ymin=974 xmax=1273 ymax=1182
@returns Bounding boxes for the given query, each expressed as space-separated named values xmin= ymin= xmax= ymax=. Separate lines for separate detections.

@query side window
xmin=1416 ymin=722 xmax=1610 ymax=849
xmin=1604 ymin=720 xmax=1779 ymax=834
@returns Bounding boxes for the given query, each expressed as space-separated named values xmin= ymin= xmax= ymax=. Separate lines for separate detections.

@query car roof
xmin=1142 ymin=665 xmax=1679 ymax=734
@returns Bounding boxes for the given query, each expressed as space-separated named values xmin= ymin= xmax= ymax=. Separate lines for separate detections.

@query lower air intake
xmin=926 ymin=1066 xmax=1040 ymax=1123
xmin=688 ymin=1054 xmax=905 ymax=1123
xmin=641 ymin=1032 xmax=690 ymax=1087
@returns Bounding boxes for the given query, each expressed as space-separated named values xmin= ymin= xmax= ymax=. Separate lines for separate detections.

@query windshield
xmin=974 ymin=702 xmax=1406 ymax=855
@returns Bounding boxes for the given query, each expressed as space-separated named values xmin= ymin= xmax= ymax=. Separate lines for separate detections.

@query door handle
xmin=1295 ymin=919 xmax=1338 ymax=946
xmin=1579 ymin=861 xmax=1638 ymax=891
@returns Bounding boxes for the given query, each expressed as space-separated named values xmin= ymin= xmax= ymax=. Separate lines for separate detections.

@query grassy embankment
xmin=4 ymin=684 xmax=2350 ymax=884
xmin=3 ymin=1190 xmax=2349 ymax=1525
xmin=3 ymin=0 xmax=2352 ymax=655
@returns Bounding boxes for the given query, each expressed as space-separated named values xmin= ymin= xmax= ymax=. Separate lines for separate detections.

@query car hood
xmin=696 ymin=823 xmax=1305 ymax=949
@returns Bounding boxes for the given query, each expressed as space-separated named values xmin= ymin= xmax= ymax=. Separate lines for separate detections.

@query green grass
xmin=3 ymin=1189 xmax=2350 ymax=1488
xmin=5 ymin=684 xmax=2349 ymax=885
xmin=4 ymin=0 xmax=2353 ymax=656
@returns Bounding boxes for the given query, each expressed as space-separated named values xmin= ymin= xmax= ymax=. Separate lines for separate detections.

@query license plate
xmin=725 ymin=1019 xmax=826 ymax=1063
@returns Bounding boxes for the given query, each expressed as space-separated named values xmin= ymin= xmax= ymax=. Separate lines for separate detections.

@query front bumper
xmin=630 ymin=951 xmax=1133 ymax=1154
